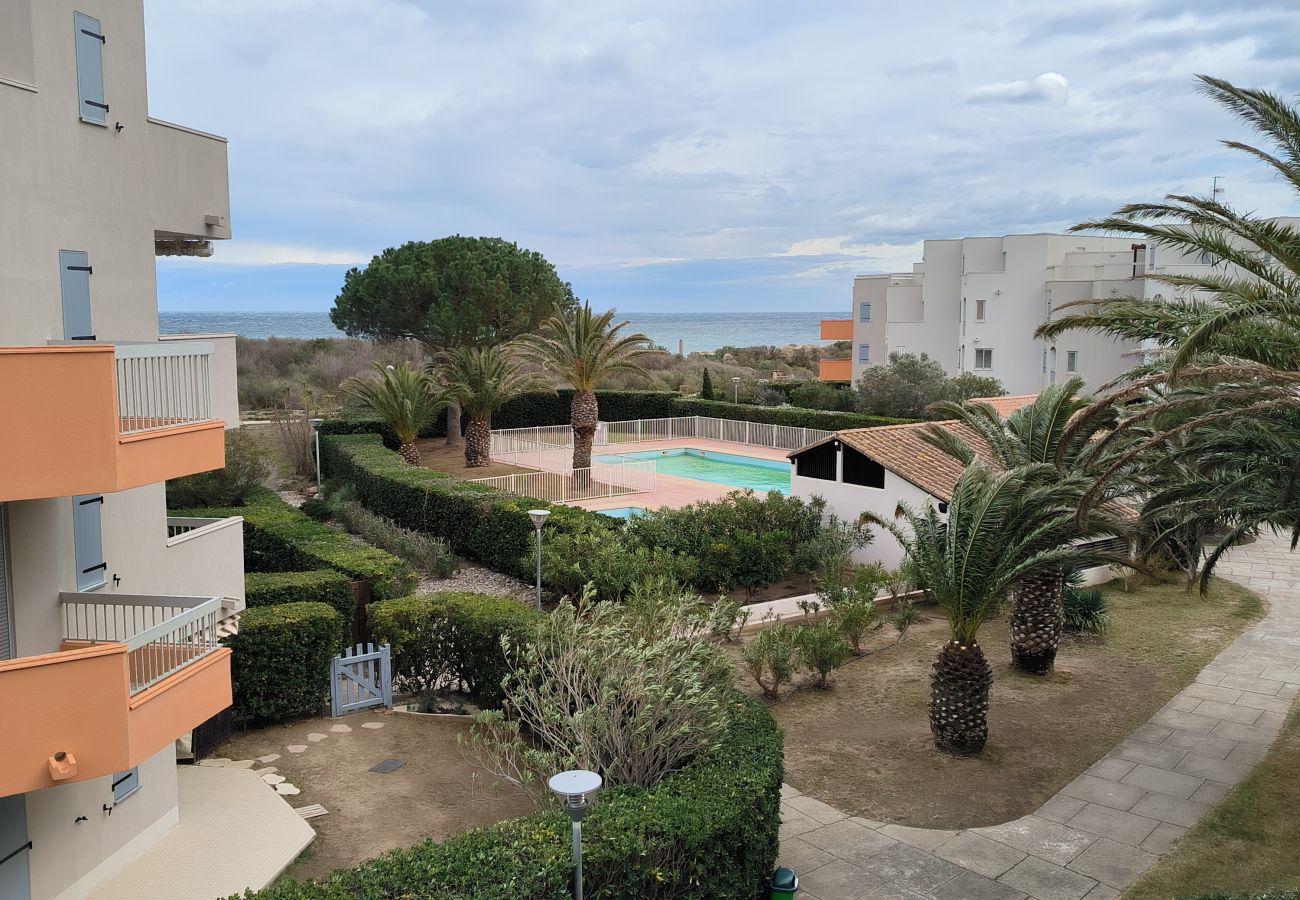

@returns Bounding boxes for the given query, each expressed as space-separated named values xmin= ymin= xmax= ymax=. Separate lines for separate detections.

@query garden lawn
xmin=1122 ymin=707 xmax=1300 ymax=899
xmin=744 ymin=575 xmax=1264 ymax=828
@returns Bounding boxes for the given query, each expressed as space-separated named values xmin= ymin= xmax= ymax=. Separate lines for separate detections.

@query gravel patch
xmin=417 ymin=563 xmax=535 ymax=602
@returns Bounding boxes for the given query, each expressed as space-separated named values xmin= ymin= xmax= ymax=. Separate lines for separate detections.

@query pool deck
xmin=568 ymin=438 xmax=792 ymax=514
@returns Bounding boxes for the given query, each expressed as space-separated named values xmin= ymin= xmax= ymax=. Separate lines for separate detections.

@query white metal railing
xmin=59 ymin=592 xmax=221 ymax=693
xmin=114 ymin=340 xmax=214 ymax=435
xmin=165 ymin=516 xmax=224 ymax=538
xmin=467 ymin=459 xmax=656 ymax=503
xmin=491 ymin=416 xmax=833 ymax=464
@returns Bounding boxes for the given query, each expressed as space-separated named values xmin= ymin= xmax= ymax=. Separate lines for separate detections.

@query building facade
xmin=0 ymin=2 xmax=250 ymax=897
xmin=819 ymin=232 xmax=1220 ymax=393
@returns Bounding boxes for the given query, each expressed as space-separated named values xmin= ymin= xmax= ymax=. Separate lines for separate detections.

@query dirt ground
xmin=735 ymin=576 xmax=1263 ymax=829
xmin=415 ymin=439 xmax=528 ymax=478
xmin=217 ymin=710 xmax=534 ymax=881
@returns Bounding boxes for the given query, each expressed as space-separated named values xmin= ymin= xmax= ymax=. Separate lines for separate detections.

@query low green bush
xmin=671 ymin=397 xmax=910 ymax=430
xmin=333 ymin=499 xmax=459 ymax=578
xmin=320 ymin=434 xmax=590 ymax=577
xmin=166 ymin=428 xmax=272 ymax=509
xmin=533 ymin=517 xmax=699 ymax=601
xmin=1182 ymin=894 xmax=1300 ymax=899
xmin=243 ymin=570 xmax=354 ymax=619
xmin=176 ymin=488 xmax=417 ymax=600
xmin=223 ymin=602 xmax=345 ymax=723
xmin=232 ymin=695 xmax=782 ymax=899
xmin=368 ymin=592 xmax=541 ymax=706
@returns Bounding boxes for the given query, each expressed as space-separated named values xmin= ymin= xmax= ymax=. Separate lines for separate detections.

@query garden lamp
xmin=732 ymin=376 xmax=741 ymax=402
xmin=309 ymin=417 xmax=324 ymax=490
xmin=549 ymin=769 xmax=602 ymax=900
xmin=529 ymin=509 xmax=550 ymax=610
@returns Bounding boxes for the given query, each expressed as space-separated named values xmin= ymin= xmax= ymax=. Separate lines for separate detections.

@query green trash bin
xmin=771 ymin=866 xmax=799 ymax=899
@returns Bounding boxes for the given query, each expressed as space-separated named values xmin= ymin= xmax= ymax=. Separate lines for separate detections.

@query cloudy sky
xmin=146 ymin=0 xmax=1300 ymax=314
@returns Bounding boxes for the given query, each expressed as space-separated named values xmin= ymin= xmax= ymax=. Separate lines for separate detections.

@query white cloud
xmin=967 ymin=72 xmax=1071 ymax=104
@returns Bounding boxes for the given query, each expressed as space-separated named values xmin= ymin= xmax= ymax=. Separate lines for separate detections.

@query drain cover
xmin=369 ymin=758 xmax=405 ymax=774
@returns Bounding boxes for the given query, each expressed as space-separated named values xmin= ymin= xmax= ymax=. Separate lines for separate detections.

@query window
xmin=793 ymin=443 xmax=837 ymax=481
xmin=859 ymin=302 xmax=871 ymax=322
xmin=842 ymin=447 xmax=885 ymax=489
xmin=72 ymin=494 xmax=105 ymax=591
xmin=1042 ymin=349 xmax=1048 ymax=373
xmin=858 ymin=343 xmax=870 ymax=363
xmin=111 ymin=768 xmax=139 ymax=803
xmin=74 ymin=12 xmax=108 ymax=125
xmin=974 ymin=348 xmax=994 ymax=370
xmin=1066 ymin=350 xmax=1078 ymax=373
xmin=975 ymin=297 xmax=986 ymax=321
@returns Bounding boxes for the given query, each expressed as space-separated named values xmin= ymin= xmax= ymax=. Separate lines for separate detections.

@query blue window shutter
xmin=73 ymin=494 xmax=106 ymax=591
xmin=858 ymin=343 xmax=870 ymax=363
xmin=111 ymin=768 xmax=139 ymax=803
xmin=74 ymin=12 xmax=107 ymax=125
xmin=860 ymin=302 xmax=871 ymax=322
xmin=59 ymin=250 xmax=94 ymax=340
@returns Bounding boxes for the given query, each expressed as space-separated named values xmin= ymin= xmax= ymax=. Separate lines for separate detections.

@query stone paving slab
xmin=777 ymin=533 xmax=1299 ymax=899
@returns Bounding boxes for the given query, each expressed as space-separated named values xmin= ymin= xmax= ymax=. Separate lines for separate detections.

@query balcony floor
xmin=87 ymin=766 xmax=314 ymax=900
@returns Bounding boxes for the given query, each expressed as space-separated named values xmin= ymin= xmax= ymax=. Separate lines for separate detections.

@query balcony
xmin=147 ymin=117 xmax=231 ymax=242
xmin=819 ymin=358 xmax=853 ymax=382
xmin=0 ymin=594 xmax=231 ymax=798
xmin=820 ymin=318 xmax=854 ymax=340
xmin=0 ymin=341 xmax=225 ymax=501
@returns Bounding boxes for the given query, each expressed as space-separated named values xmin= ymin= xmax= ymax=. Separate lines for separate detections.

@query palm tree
xmin=340 ymin=362 xmax=445 ymax=466
xmin=865 ymin=463 xmax=1098 ymax=755
xmin=517 ymin=304 xmax=652 ymax=471
xmin=868 ymin=463 xmax=1112 ymax=754
xmin=918 ymin=379 xmax=1131 ymax=674
xmin=433 ymin=345 xmax=550 ymax=468
xmin=1033 ymin=75 xmax=1300 ymax=569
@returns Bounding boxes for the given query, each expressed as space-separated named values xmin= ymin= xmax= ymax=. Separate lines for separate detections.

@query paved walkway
xmin=778 ymin=532 xmax=1300 ymax=900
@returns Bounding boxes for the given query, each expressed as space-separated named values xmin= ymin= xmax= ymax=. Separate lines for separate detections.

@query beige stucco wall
xmin=25 ymin=746 xmax=179 ymax=900
xmin=792 ymin=464 xmax=938 ymax=570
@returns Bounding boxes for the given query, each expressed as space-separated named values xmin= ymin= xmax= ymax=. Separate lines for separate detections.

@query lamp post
xmin=732 ymin=376 xmax=740 ymax=403
xmin=549 ymin=770 xmax=602 ymax=900
xmin=309 ymin=418 xmax=324 ymax=491
xmin=528 ymin=509 xmax=550 ymax=611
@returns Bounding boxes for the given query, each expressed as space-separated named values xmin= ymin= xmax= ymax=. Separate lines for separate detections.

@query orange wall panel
xmin=819 ymin=358 xmax=853 ymax=382
xmin=127 ymin=648 xmax=231 ymax=765
xmin=116 ymin=421 xmax=225 ymax=489
xmin=819 ymin=319 xmax=854 ymax=340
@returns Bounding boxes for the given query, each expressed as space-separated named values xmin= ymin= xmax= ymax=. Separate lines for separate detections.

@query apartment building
xmin=0 ymin=3 xmax=292 ymax=898
xmin=819 ymin=232 xmax=1197 ymax=393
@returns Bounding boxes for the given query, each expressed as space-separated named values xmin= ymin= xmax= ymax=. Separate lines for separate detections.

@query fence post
xmin=380 ymin=643 xmax=392 ymax=708
xmin=329 ymin=654 xmax=340 ymax=718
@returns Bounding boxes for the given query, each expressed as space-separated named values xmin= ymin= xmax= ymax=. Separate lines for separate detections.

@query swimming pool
xmin=598 ymin=506 xmax=646 ymax=519
xmin=596 ymin=448 xmax=790 ymax=494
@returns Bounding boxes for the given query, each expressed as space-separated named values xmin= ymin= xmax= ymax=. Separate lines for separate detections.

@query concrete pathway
xmin=779 ymin=532 xmax=1300 ymax=900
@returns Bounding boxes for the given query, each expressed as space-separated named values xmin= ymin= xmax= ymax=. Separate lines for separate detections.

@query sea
xmin=158 ymin=310 xmax=844 ymax=354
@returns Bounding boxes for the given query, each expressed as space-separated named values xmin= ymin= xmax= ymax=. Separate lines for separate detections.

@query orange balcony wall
xmin=0 ymin=345 xmax=225 ymax=502
xmin=819 ymin=319 xmax=854 ymax=340
xmin=0 ymin=644 xmax=231 ymax=797
xmin=819 ymin=358 xmax=853 ymax=382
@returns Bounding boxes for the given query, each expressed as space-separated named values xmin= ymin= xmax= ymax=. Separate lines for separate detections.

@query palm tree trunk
xmin=445 ymin=403 xmax=463 ymax=446
xmin=571 ymin=390 xmax=598 ymax=487
xmin=1010 ymin=568 xmax=1065 ymax=675
xmin=464 ymin=418 xmax=492 ymax=467
xmin=397 ymin=442 xmax=421 ymax=466
xmin=930 ymin=639 xmax=992 ymax=755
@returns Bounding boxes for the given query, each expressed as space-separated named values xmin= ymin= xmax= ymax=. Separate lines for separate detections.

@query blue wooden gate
xmin=330 ymin=643 xmax=392 ymax=717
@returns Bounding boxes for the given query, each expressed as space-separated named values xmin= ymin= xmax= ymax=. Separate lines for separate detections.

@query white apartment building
xmin=819 ymin=231 xmax=1220 ymax=394
xmin=1 ymin=3 xmax=310 ymax=898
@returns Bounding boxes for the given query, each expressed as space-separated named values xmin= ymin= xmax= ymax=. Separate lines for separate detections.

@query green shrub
xmin=1063 ymin=582 xmax=1110 ymax=634
xmin=236 ymin=695 xmax=782 ymax=900
xmin=334 ymin=500 xmax=459 ymax=578
xmin=223 ymin=602 xmax=344 ymax=722
xmin=243 ymin=570 xmax=354 ymax=619
xmin=789 ymin=381 xmax=856 ymax=412
xmin=794 ymin=621 xmax=850 ymax=689
xmin=670 ymin=397 xmax=910 ymax=430
xmin=534 ymin=517 xmax=698 ymax=601
xmin=175 ymin=488 xmax=417 ymax=599
xmin=740 ymin=623 xmax=798 ymax=699
xmin=368 ymin=592 xmax=541 ymax=706
xmin=166 ymin=428 xmax=271 ymax=509
xmin=320 ymin=434 xmax=590 ymax=577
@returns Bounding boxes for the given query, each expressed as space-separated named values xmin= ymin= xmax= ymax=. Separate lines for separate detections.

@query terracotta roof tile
xmin=832 ymin=421 xmax=989 ymax=500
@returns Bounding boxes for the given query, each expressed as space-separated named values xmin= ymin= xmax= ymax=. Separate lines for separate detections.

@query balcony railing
xmin=115 ymin=341 xmax=214 ymax=435
xmin=60 ymin=593 xmax=221 ymax=694
xmin=166 ymin=516 xmax=226 ymax=539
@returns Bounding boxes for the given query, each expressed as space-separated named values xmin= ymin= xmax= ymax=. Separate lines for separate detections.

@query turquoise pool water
xmin=597 ymin=448 xmax=791 ymax=494
xmin=599 ymin=506 xmax=645 ymax=519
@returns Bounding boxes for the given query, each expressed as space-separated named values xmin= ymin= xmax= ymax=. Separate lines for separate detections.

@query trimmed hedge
xmin=223 ymin=602 xmax=345 ymax=722
xmin=670 ymin=398 xmax=909 ymax=430
xmin=369 ymin=592 xmax=542 ymax=706
xmin=234 ymin=694 xmax=782 ymax=899
xmin=176 ymin=488 xmax=417 ymax=600
xmin=243 ymin=570 xmax=354 ymax=620
xmin=320 ymin=434 xmax=591 ymax=578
